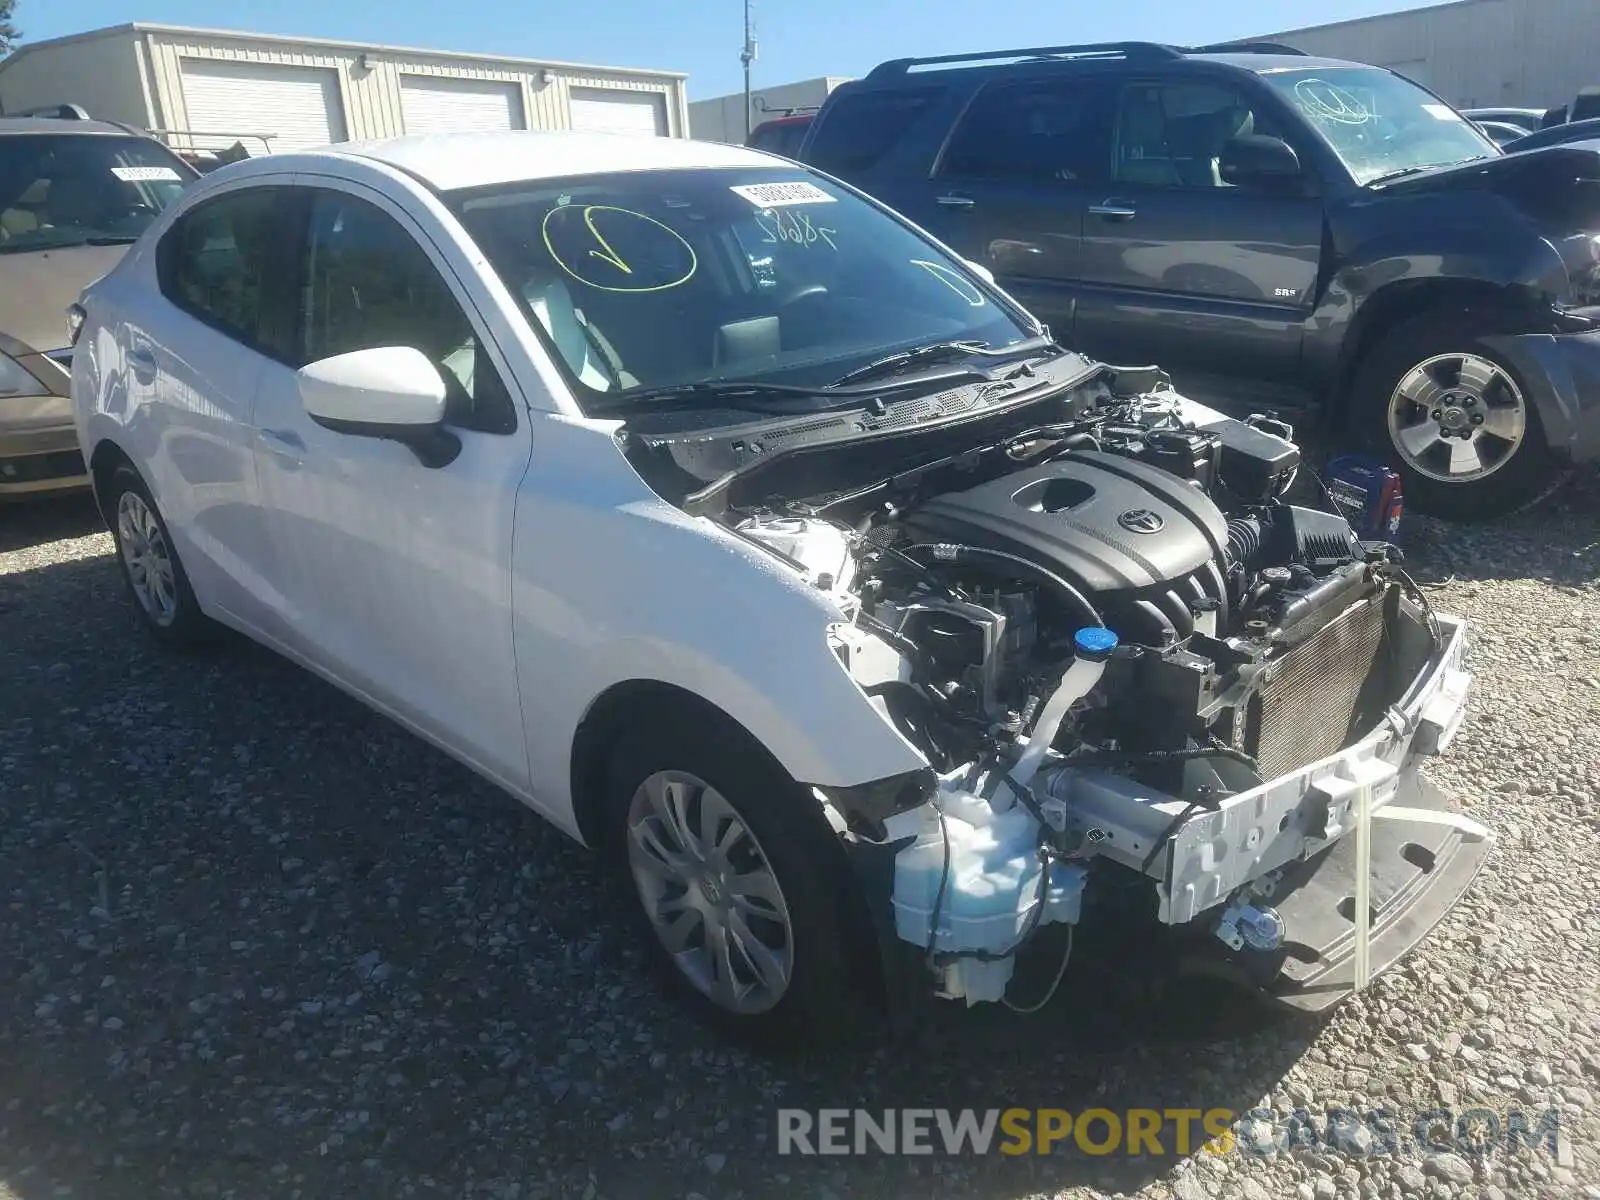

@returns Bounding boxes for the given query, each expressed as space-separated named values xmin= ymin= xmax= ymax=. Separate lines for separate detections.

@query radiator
xmin=1247 ymin=595 xmax=1388 ymax=779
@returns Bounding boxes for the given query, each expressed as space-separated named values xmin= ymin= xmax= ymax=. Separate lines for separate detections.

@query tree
xmin=0 ymin=1 xmax=18 ymax=58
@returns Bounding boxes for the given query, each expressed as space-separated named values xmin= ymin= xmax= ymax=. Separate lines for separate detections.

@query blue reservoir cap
xmin=1074 ymin=627 xmax=1119 ymax=660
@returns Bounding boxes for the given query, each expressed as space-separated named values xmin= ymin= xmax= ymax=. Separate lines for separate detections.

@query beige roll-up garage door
xmin=400 ymin=77 xmax=525 ymax=134
xmin=568 ymin=87 xmax=668 ymax=136
xmin=179 ymin=59 xmax=346 ymax=152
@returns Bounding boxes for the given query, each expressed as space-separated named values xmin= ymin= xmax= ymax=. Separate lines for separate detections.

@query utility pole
xmin=741 ymin=0 xmax=758 ymax=139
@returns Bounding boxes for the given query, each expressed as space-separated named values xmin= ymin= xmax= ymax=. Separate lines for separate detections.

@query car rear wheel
xmin=604 ymin=712 xmax=872 ymax=1050
xmin=1349 ymin=310 xmax=1567 ymax=519
xmin=105 ymin=464 xmax=215 ymax=647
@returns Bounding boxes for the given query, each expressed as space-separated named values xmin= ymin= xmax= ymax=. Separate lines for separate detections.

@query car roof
xmin=287 ymin=130 xmax=781 ymax=192
xmin=0 ymin=117 xmax=144 ymax=137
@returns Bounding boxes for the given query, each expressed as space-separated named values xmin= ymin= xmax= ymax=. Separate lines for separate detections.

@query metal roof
xmin=0 ymin=22 xmax=686 ymax=82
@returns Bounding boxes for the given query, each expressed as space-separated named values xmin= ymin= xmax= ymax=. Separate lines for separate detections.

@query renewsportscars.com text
xmin=776 ymin=1107 xmax=1565 ymax=1158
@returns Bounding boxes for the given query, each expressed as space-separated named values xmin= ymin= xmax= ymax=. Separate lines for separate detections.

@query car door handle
xmin=127 ymin=347 xmax=157 ymax=374
xmin=258 ymin=427 xmax=306 ymax=458
xmin=936 ymin=194 xmax=977 ymax=209
xmin=1089 ymin=200 xmax=1137 ymax=220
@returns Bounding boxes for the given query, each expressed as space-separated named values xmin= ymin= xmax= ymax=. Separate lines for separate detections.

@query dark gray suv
xmin=798 ymin=41 xmax=1600 ymax=517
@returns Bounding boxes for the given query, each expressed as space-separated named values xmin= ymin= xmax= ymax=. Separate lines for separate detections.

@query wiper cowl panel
xmin=829 ymin=336 xmax=1057 ymax=388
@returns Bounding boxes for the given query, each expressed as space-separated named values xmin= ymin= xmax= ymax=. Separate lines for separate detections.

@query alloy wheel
xmin=1386 ymin=351 xmax=1527 ymax=483
xmin=624 ymin=769 xmax=795 ymax=1015
xmin=116 ymin=490 xmax=178 ymax=627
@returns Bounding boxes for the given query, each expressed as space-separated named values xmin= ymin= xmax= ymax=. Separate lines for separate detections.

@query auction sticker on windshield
xmin=111 ymin=166 xmax=182 ymax=182
xmin=730 ymin=182 xmax=836 ymax=207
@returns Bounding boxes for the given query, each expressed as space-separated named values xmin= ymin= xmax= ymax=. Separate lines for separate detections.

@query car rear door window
xmin=1112 ymin=81 xmax=1283 ymax=189
xmin=158 ymin=187 xmax=286 ymax=354
xmin=940 ymin=79 xmax=1106 ymax=183
xmin=297 ymin=189 xmax=516 ymax=434
xmin=805 ymin=88 xmax=941 ymax=175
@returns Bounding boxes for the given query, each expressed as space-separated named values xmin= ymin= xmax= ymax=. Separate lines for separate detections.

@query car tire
xmin=104 ymin=464 xmax=215 ymax=648
xmin=1347 ymin=308 xmax=1568 ymax=520
xmin=603 ymin=711 xmax=874 ymax=1051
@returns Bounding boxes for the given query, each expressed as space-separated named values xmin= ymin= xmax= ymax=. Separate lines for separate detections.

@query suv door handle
xmin=936 ymin=194 xmax=976 ymax=209
xmin=127 ymin=346 xmax=157 ymax=374
xmin=1089 ymin=200 xmax=1138 ymax=220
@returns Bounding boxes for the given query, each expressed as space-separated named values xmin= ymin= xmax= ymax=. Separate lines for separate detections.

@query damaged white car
xmin=70 ymin=131 xmax=1492 ymax=1045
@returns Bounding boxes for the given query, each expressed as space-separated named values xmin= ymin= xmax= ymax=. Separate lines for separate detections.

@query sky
xmin=21 ymin=0 xmax=1435 ymax=100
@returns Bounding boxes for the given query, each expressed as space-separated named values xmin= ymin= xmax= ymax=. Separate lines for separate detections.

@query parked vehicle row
xmin=794 ymin=41 xmax=1600 ymax=517
xmin=68 ymin=128 xmax=1489 ymax=1044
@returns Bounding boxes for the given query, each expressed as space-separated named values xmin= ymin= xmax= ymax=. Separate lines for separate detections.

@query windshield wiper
xmin=0 ymin=233 xmax=139 ymax=254
xmin=828 ymin=336 xmax=1056 ymax=388
xmin=588 ymin=380 xmax=854 ymax=415
xmin=1367 ymin=158 xmax=1481 ymax=186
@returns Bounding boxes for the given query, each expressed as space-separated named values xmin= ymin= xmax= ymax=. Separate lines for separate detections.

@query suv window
xmin=1112 ymin=81 xmax=1282 ymax=189
xmin=159 ymin=187 xmax=284 ymax=351
xmin=298 ymin=190 xmax=516 ymax=434
xmin=941 ymin=80 xmax=1104 ymax=182
xmin=806 ymin=88 xmax=941 ymax=175
xmin=0 ymin=134 xmax=194 ymax=253
xmin=748 ymin=118 xmax=812 ymax=158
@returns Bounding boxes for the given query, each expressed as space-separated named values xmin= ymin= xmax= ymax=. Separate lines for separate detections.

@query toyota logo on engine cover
xmin=1118 ymin=508 xmax=1165 ymax=534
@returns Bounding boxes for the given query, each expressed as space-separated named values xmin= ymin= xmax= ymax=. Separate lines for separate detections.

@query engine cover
xmin=898 ymin=451 xmax=1232 ymax=642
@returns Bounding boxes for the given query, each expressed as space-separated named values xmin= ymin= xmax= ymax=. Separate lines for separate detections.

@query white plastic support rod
xmin=1371 ymin=806 xmax=1493 ymax=841
xmin=1353 ymin=778 xmax=1373 ymax=992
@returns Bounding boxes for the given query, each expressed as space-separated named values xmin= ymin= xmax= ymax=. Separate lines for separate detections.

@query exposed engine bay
xmin=624 ymin=366 xmax=1481 ymax=1012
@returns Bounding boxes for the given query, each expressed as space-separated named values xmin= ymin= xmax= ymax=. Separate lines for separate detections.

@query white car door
xmin=121 ymin=182 xmax=295 ymax=629
xmin=248 ymin=180 xmax=533 ymax=793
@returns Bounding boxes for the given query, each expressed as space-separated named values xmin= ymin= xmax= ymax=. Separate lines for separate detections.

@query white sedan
xmin=70 ymin=131 xmax=1490 ymax=1046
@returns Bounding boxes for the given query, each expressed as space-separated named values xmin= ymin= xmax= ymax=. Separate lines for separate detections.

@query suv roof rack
xmin=1183 ymin=41 xmax=1309 ymax=56
xmin=10 ymin=103 xmax=93 ymax=120
xmin=753 ymin=101 xmax=820 ymax=118
xmin=867 ymin=42 xmax=1182 ymax=79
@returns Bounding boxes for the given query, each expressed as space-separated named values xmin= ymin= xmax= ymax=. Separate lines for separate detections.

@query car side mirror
xmin=296 ymin=345 xmax=461 ymax=468
xmin=1219 ymin=134 xmax=1305 ymax=190
xmin=963 ymin=259 xmax=996 ymax=285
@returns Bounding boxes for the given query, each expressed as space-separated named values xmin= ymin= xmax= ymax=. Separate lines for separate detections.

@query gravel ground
xmin=1 ymin=475 xmax=1598 ymax=1200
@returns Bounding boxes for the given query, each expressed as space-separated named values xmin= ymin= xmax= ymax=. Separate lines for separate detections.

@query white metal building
xmin=1265 ymin=0 xmax=1599 ymax=111
xmin=690 ymin=76 xmax=852 ymax=144
xmin=0 ymin=24 xmax=689 ymax=153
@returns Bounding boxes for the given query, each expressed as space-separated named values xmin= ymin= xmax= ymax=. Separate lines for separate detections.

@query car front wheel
xmin=605 ymin=712 xmax=871 ymax=1049
xmin=1349 ymin=310 xmax=1566 ymax=520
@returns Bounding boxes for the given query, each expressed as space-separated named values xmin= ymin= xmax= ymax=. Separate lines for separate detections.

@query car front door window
xmin=1112 ymin=81 xmax=1287 ymax=190
xmin=300 ymin=191 xmax=516 ymax=434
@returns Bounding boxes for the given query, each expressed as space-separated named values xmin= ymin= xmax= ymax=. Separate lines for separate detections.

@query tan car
xmin=0 ymin=116 xmax=197 ymax=498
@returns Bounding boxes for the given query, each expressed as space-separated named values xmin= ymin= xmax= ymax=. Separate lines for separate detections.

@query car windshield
xmin=0 ymin=134 xmax=195 ymax=253
xmin=1262 ymin=67 xmax=1498 ymax=185
xmin=446 ymin=167 xmax=1037 ymax=416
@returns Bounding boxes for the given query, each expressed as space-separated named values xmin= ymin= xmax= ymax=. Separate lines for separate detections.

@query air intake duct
xmin=1227 ymin=514 xmax=1270 ymax=569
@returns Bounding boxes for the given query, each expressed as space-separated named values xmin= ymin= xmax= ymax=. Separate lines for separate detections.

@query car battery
xmin=1324 ymin=454 xmax=1405 ymax=542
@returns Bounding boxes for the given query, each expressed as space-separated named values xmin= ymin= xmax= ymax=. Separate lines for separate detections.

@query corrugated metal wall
xmin=1270 ymin=0 xmax=1600 ymax=110
xmin=140 ymin=29 xmax=688 ymax=144
xmin=0 ymin=27 xmax=149 ymax=124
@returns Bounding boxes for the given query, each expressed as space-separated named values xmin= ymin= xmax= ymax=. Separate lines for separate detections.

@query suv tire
xmin=1348 ymin=309 xmax=1567 ymax=520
